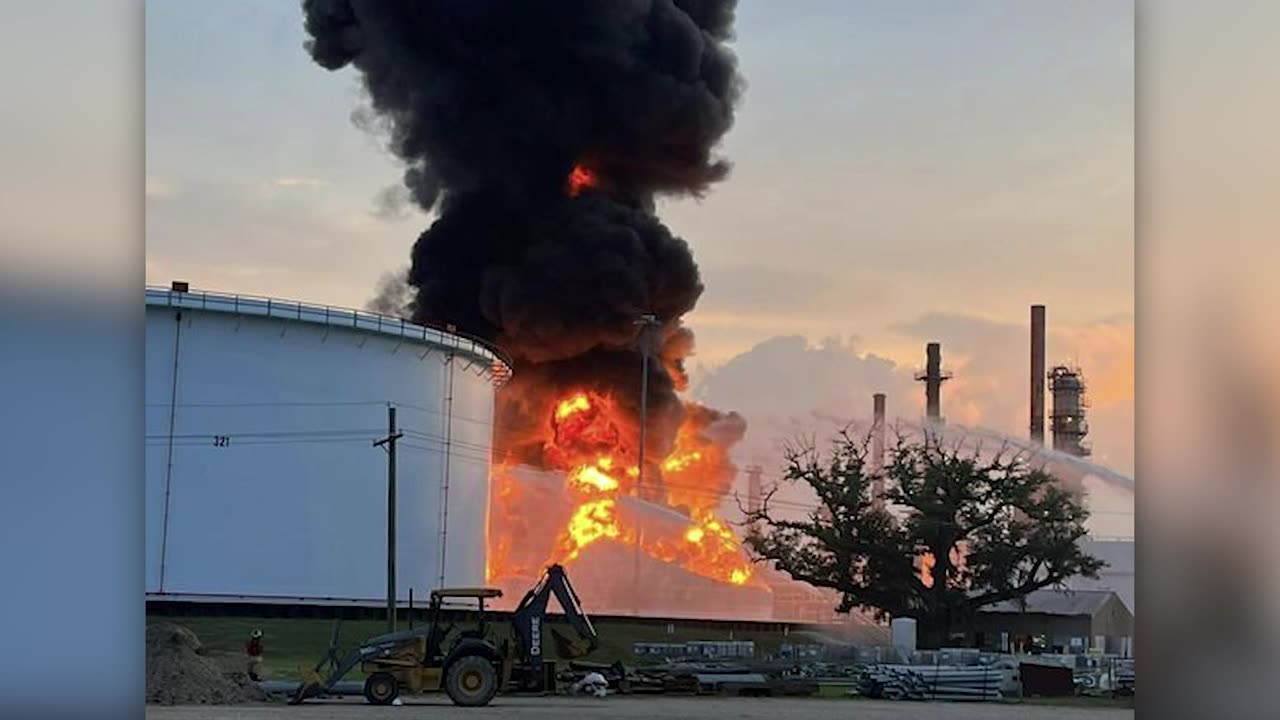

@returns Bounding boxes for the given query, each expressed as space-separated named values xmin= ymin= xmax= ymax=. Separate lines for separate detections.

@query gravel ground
xmin=145 ymin=695 xmax=1134 ymax=720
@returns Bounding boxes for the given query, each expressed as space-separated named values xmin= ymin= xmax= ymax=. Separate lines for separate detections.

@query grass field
xmin=146 ymin=613 xmax=797 ymax=681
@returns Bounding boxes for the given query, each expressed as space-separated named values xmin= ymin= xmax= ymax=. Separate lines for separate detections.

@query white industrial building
xmin=145 ymin=285 xmax=510 ymax=606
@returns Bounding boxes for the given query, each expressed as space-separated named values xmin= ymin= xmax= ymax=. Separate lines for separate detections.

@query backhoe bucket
xmin=288 ymin=682 xmax=323 ymax=705
xmin=287 ymin=667 xmax=325 ymax=705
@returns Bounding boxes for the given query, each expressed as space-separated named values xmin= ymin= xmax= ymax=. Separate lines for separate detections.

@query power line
xmin=148 ymin=399 xmax=1130 ymax=491
xmin=146 ymin=398 xmax=500 ymax=431
xmin=145 ymin=400 xmax=389 ymax=408
xmin=146 ymin=437 xmax=376 ymax=448
xmin=145 ymin=415 xmax=1135 ymax=520
xmin=145 ymin=426 xmax=1136 ymax=517
xmin=145 ymin=428 xmax=385 ymax=440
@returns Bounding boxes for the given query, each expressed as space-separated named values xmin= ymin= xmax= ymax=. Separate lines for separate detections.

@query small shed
xmin=970 ymin=589 xmax=1133 ymax=656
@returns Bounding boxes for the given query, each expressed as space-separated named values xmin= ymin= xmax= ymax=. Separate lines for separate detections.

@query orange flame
xmin=567 ymin=164 xmax=598 ymax=197
xmin=646 ymin=510 xmax=753 ymax=586
xmin=494 ymin=390 xmax=753 ymax=587
xmin=561 ymin=499 xmax=621 ymax=560
xmin=568 ymin=463 xmax=621 ymax=493
xmin=555 ymin=393 xmax=592 ymax=420
xmin=662 ymin=416 xmax=735 ymax=517
xmin=662 ymin=449 xmax=704 ymax=474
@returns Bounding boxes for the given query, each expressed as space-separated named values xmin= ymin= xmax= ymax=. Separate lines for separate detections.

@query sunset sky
xmin=145 ymin=1 xmax=1133 ymax=476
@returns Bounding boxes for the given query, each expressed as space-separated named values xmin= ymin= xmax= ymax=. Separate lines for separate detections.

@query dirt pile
xmin=145 ymin=623 xmax=268 ymax=705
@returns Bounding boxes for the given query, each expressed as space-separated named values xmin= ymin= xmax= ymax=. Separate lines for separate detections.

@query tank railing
xmin=145 ymin=286 xmax=513 ymax=386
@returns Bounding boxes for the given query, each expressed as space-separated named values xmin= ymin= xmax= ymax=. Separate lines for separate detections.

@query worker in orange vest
xmin=245 ymin=629 xmax=265 ymax=681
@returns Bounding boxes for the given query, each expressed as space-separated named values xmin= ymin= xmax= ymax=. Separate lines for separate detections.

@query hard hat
xmin=250 ymin=629 xmax=263 ymax=638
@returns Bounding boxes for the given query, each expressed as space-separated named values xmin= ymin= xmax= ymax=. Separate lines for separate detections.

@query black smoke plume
xmin=303 ymin=0 xmax=743 ymax=465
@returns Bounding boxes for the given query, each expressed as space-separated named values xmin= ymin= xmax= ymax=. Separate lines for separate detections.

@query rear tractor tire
xmin=445 ymin=655 xmax=499 ymax=707
xmin=363 ymin=672 xmax=400 ymax=705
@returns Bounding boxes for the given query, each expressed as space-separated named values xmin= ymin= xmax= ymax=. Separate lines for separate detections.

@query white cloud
xmin=694 ymin=311 xmax=1134 ymax=477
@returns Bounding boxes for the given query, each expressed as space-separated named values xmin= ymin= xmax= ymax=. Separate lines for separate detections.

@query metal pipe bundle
xmin=855 ymin=664 xmax=1012 ymax=701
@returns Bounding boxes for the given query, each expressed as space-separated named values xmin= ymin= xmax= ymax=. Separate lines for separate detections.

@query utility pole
xmin=633 ymin=313 xmax=660 ymax=617
xmin=373 ymin=405 xmax=403 ymax=633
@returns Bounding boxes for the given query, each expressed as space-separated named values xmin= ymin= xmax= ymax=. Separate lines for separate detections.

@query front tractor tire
xmin=445 ymin=655 xmax=499 ymax=707
xmin=363 ymin=672 xmax=399 ymax=705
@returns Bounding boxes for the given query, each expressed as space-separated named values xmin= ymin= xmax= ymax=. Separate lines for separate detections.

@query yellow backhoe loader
xmin=290 ymin=564 xmax=598 ymax=707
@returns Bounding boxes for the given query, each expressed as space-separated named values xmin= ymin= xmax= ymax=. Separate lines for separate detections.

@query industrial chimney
xmin=914 ymin=342 xmax=951 ymax=425
xmin=745 ymin=465 xmax=763 ymax=516
xmin=1030 ymin=304 xmax=1046 ymax=445
xmin=1049 ymin=365 xmax=1091 ymax=457
xmin=871 ymin=393 xmax=886 ymax=510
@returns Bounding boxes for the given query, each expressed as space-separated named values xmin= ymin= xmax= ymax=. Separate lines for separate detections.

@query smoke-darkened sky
xmin=145 ymin=0 xmax=1133 ymax=475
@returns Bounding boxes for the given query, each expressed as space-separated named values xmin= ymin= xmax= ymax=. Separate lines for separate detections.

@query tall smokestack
xmin=1030 ymin=304 xmax=1046 ymax=445
xmin=914 ymin=342 xmax=950 ymax=425
xmin=871 ymin=393 xmax=886 ymax=510
xmin=745 ymin=465 xmax=762 ymax=516
xmin=926 ymin=342 xmax=942 ymax=422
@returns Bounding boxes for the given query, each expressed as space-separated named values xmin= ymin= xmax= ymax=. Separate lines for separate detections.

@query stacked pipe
xmin=855 ymin=664 xmax=1013 ymax=701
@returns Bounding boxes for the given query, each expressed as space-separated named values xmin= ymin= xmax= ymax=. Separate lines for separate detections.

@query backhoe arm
xmin=544 ymin=564 xmax=599 ymax=656
xmin=510 ymin=564 xmax=600 ymax=677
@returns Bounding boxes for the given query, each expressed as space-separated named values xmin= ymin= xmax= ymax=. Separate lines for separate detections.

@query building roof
xmin=980 ymin=589 xmax=1117 ymax=616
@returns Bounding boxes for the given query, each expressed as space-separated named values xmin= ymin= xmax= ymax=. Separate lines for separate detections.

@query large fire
xmin=489 ymin=391 xmax=753 ymax=587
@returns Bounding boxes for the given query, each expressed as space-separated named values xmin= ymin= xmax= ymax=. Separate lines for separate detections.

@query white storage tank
xmin=145 ymin=285 xmax=511 ymax=605
xmin=891 ymin=617 xmax=918 ymax=654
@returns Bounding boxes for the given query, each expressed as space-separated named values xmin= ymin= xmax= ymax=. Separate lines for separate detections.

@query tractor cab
xmin=421 ymin=588 xmax=504 ymax=655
